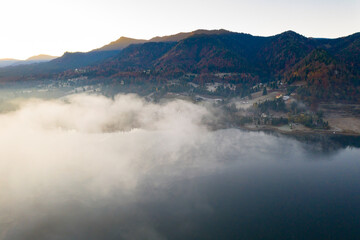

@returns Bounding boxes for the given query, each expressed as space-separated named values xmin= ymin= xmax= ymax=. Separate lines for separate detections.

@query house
xmin=283 ymin=96 xmax=290 ymax=101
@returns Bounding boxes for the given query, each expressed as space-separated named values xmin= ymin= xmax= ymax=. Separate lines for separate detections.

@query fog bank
xmin=1 ymin=94 xmax=347 ymax=240
xmin=0 ymin=94 xmax=249 ymax=239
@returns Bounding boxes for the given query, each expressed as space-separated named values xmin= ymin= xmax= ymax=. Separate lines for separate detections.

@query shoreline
xmin=239 ymin=124 xmax=360 ymax=137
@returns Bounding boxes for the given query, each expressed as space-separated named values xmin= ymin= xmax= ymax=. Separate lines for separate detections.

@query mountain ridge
xmin=0 ymin=29 xmax=359 ymax=101
xmin=26 ymin=54 xmax=57 ymax=61
xmin=0 ymin=54 xmax=58 ymax=68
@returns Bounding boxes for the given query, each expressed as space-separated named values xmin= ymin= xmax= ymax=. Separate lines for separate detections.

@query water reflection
xmin=261 ymin=130 xmax=360 ymax=153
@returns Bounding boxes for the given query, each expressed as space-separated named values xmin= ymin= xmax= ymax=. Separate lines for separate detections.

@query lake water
xmin=135 ymin=130 xmax=360 ymax=240
xmin=0 ymin=94 xmax=359 ymax=240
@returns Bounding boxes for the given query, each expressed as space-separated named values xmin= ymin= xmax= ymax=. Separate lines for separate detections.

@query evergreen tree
xmin=262 ymin=87 xmax=268 ymax=96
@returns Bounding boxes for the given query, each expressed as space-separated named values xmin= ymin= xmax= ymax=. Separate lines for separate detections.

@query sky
xmin=0 ymin=0 xmax=359 ymax=59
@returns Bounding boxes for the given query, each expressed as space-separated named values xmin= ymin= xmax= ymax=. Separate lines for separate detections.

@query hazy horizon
xmin=1 ymin=28 xmax=359 ymax=61
xmin=1 ymin=0 xmax=359 ymax=59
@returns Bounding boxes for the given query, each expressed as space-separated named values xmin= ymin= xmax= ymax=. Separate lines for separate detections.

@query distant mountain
xmin=94 ymin=29 xmax=232 ymax=52
xmin=48 ymin=51 xmax=120 ymax=70
xmin=95 ymin=37 xmax=147 ymax=51
xmin=26 ymin=54 xmax=57 ymax=61
xmin=98 ymin=42 xmax=176 ymax=74
xmin=0 ymin=51 xmax=120 ymax=80
xmin=87 ymin=31 xmax=317 ymax=78
xmin=332 ymin=33 xmax=360 ymax=76
xmin=0 ymin=54 xmax=58 ymax=68
xmin=153 ymin=32 xmax=269 ymax=76
xmin=0 ymin=59 xmax=20 ymax=68
xmin=88 ymin=30 xmax=323 ymax=78
xmin=258 ymin=31 xmax=314 ymax=74
xmin=149 ymin=29 xmax=232 ymax=42
xmin=285 ymin=49 xmax=358 ymax=101
xmin=0 ymin=29 xmax=359 ymax=101
xmin=0 ymin=29 xmax=235 ymax=77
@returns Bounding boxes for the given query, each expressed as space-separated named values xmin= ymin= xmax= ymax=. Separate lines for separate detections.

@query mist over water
xmin=0 ymin=94 xmax=359 ymax=240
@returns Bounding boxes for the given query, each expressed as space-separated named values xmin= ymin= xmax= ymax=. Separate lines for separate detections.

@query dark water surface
xmin=137 ymin=131 xmax=360 ymax=240
xmin=3 ymin=129 xmax=360 ymax=240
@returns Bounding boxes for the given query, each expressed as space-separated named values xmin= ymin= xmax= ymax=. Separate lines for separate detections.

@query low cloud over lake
xmin=0 ymin=94 xmax=359 ymax=240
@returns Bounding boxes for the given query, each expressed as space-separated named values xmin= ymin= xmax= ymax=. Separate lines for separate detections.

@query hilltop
xmin=0 ymin=29 xmax=359 ymax=102
xmin=0 ymin=54 xmax=57 ymax=68
xmin=26 ymin=54 xmax=57 ymax=61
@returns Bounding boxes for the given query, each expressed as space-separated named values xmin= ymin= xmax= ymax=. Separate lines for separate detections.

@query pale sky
xmin=0 ymin=0 xmax=359 ymax=59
